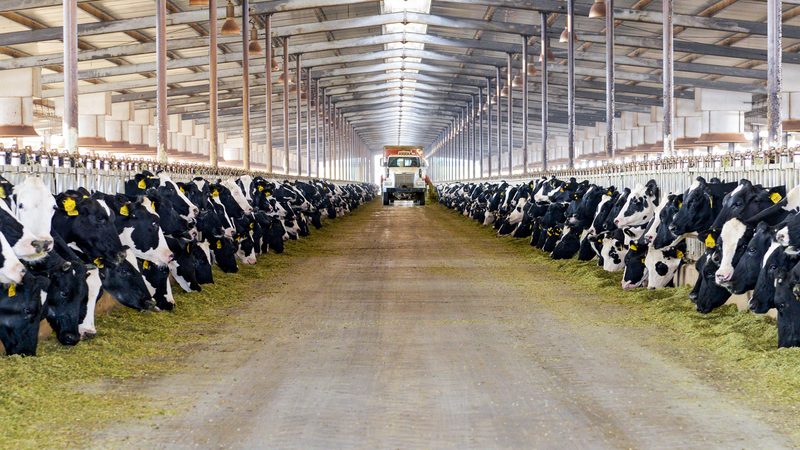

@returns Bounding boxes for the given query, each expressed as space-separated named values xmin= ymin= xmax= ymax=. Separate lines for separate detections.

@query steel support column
xmin=241 ymin=0 xmax=250 ymax=170
xmin=506 ymin=53 xmax=513 ymax=176
xmin=479 ymin=87 xmax=484 ymax=178
xmin=768 ymin=0 xmax=783 ymax=147
xmin=495 ymin=66 xmax=501 ymax=176
xmin=522 ymin=35 xmax=529 ymax=176
xmin=662 ymin=0 xmax=675 ymax=156
xmin=485 ymin=79 xmax=491 ymax=178
xmin=305 ymin=68 xmax=311 ymax=176
xmin=314 ymin=78 xmax=320 ymax=176
xmin=282 ymin=38 xmax=289 ymax=174
xmin=607 ymin=0 xmax=616 ymax=159
xmin=209 ymin=0 xmax=219 ymax=168
xmin=541 ymin=12 xmax=549 ymax=172
xmin=295 ymin=54 xmax=302 ymax=176
xmin=62 ymin=0 xmax=78 ymax=152
xmin=264 ymin=13 xmax=272 ymax=172
xmin=567 ymin=0 xmax=575 ymax=169
xmin=156 ymin=0 xmax=168 ymax=163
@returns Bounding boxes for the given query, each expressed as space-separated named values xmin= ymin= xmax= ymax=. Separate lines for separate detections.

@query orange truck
xmin=380 ymin=146 xmax=428 ymax=205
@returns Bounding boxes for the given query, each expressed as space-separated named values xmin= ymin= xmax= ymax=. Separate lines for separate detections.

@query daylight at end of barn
xmin=4 ymin=0 xmax=800 ymax=448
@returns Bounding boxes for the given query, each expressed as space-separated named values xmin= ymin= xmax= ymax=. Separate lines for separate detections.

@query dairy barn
xmin=3 ymin=0 xmax=800 ymax=448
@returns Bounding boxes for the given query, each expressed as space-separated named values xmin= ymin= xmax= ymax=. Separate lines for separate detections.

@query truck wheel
xmin=418 ymin=193 xmax=426 ymax=206
xmin=383 ymin=194 xmax=390 ymax=205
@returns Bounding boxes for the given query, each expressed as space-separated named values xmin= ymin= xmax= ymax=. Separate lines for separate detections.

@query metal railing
xmin=0 ymin=145 xmax=362 ymax=194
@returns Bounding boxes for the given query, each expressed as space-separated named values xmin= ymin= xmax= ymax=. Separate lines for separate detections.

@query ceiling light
xmin=248 ymin=25 xmax=262 ymax=56
xmin=189 ymin=0 xmax=209 ymax=6
xmin=271 ymin=57 xmax=280 ymax=72
xmin=539 ymin=47 xmax=555 ymax=62
xmin=221 ymin=1 xmax=240 ymax=36
xmin=527 ymin=63 xmax=537 ymax=77
xmin=500 ymin=85 xmax=510 ymax=97
xmin=560 ymin=29 xmax=578 ymax=43
xmin=512 ymin=73 xmax=524 ymax=88
xmin=589 ymin=0 xmax=606 ymax=18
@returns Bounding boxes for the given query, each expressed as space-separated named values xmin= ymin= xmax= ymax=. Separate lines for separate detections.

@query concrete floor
xmin=92 ymin=202 xmax=793 ymax=449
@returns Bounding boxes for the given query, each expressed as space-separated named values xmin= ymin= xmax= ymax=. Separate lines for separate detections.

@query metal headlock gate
xmin=0 ymin=146 xmax=357 ymax=194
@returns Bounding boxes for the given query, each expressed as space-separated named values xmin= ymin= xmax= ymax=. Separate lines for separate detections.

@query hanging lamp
xmin=588 ymin=0 xmax=606 ymax=18
xmin=221 ymin=0 xmax=240 ymax=36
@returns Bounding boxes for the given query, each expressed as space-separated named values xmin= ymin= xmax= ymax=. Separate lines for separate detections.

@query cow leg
xmin=79 ymin=268 xmax=102 ymax=339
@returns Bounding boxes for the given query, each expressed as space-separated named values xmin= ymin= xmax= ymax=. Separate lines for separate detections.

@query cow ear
xmin=60 ymin=261 xmax=72 ymax=272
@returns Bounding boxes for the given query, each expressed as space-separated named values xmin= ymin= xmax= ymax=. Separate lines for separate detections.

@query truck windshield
xmin=388 ymin=157 xmax=420 ymax=168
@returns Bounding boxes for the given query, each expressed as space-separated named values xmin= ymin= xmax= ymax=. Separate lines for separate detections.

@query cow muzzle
xmin=32 ymin=239 xmax=53 ymax=254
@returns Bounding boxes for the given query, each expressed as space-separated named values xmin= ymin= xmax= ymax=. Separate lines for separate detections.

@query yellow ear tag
xmin=179 ymin=186 xmax=185 ymax=194
xmin=607 ymin=191 xmax=613 ymax=196
xmin=137 ymin=179 xmax=146 ymax=189
xmin=258 ymin=185 xmax=265 ymax=192
xmin=93 ymin=257 xmax=104 ymax=269
xmin=119 ymin=205 xmax=129 ymax=217
xmin=560 ymin=188 xmax=565 ymax=192
xmin=676 ymin=250 xmax=684 ymax=259
xmin=212 ymin=189 xmax=219 ymax=197
xmin=770 ymin=192 xmax=783 ymax=204
xmin=186 ymin=244 xmax=191 ymax=253
xmin=249 ymin=222 xmax=255 ymax=230
xmin=0 ymin=186 xmax=6 ymax=199
xmin=705 ymin=234 xmax=716 ymax=248
xmin=678 ymin=201 xmax=683 ymax=208
xmin=265 ymin=191 xmax=271 ymax=196
xmin=7 ymin=284 xmax=16 ymax=298
xmin=216 ymin=240 xmax=222 ymax=249
xmin=709 ymin=196 xmax=713 ymax=208
xmin=142 ymin=260 xmax=150 ymax=269
xmin=151 ymin=201 xmax=156 ymax=211
xmin=629 ymin=244 xmax=637 ymax=251
xmin=63 ymin=198 xmax=79 ymax=217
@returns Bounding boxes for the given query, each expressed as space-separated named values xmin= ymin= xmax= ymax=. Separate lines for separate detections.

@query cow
xmin=769 ymin=264 xmax=800 ymax=347
xmin=614 ymin=180 xmax=660 ymax=228
xmin=0 ymin=272 xmax=50 ymax=356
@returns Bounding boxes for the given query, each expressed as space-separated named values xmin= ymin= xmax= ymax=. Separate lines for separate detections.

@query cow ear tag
xmin=179 ymin=186 xmax=185 ymax=194
xmin=0 ymin=186 xmax=6 ymax=199
xmin=119 ymin=205 xmax=129 ymax=217
xmin=137 ymin=179 xmax=147 ymax=190
xmin=249 ymin=222 xmax=255 ymax=230
xmin=709 ymin=196 xmax=713 ymax=208
xmin=216 ymin=240 xmax=222 ymax=249
xmin=676 ymin=250 xmax=684 ymax=259
xmin=770 ymin=192 xmax=783 ymax=204
xmin=93 ymin=257 xmax=104 ymax=269
xmin=7 ymin=284 xmax=16 ymax=298
xmin=629 ymin=243 xmax=637 ymax=251
xmin=142 ymin=260 xmax=150 ymax=269
xmin=63 ymin=198 xmax=79 ymax=217
xmin=705 ymin=234 xmax=716 ymax=248
xmin=258 ymin=185 xmax=265 ymax=192
xmin=212 ymin=189 xmax=220 ymax=197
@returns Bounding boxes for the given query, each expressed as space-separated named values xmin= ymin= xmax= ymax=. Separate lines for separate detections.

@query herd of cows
xmin=0 ymin=171 xmax=376 ymax=356
xmin=438 ymin=176 xmax=800 ymax=348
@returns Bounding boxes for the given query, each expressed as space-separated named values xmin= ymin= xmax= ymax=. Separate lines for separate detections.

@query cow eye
xmin=17 ymin=203 xmax=23 ymax=209
xmin=748 ymin=247 xmax=756 ymax=253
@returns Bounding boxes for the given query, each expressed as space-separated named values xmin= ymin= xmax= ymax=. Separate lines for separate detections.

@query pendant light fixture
xmin=539 ymin=47 xmax=555 ymax=62
xmin=500 ymin=85 xmax=510 ymax=97
xmin=527 ymin=62 xmax=537 ymax=77
xmin=512 ymin=72 xmax=524 ymax=88
xmin=588 ymin=0 xmax=606 ymax=18
xmin=221 ymin=0 xmax=240 ymax=36
xmin=248 ymin=21 xmax=262 ymax=56
xmin=271 ymin=57 xmax=280 ymax=72
xmin=189 ymin=0 xmax=209 ymax=6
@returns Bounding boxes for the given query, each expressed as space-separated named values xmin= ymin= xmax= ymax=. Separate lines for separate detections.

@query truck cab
xmin=381 ymin=146 xmax=427 ymax=205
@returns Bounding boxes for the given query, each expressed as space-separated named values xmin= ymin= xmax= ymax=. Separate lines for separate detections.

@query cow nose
xmin=645 ymin=234 xmax=654 ymax=243
xmin=32 ymin=239 xmax=52 ymax=253
xmin=59 ymin=331 xmax=80 ymax=346
xmin=167 ymin=252 xmax=175 ymax=262
xmin=614 ymin=219 xmax=620 ymax=225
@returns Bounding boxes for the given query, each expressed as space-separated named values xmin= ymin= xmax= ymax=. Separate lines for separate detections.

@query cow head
xmin=750 ymin=244 xmax=795 ymax=314
xmin=600 ymin=229 xmax=627 ymax=272
xmin=117 ymin=202 xmax=173 ymax=266
xmin=622 ymin=241 xmax=648 ymax=289
xmin=615 ymin=179 xmax=659 ymax=228
xmin=165 ymin=236 xmax=201 ymax=293
xmin=98 ymin=251 xmax=155 ymax=311
xmin=729 ymin=222 xmax=774 ymax=295
xmin=670 ymin=177 xmax=714 ymax=236
xmin=30 ymin=252 xmax=88 ymax=346
xmin=771 ymin=264 xmax=800 ymax=347
xmin=13 ymin=176 xmax=55 ymax=254
xmin=711 ymin=179 xmax=786 ymax=230
xmin=649 ymin=193 xmax=683 ymax=249
xmin=645 ymin=241 xmax=686 ymax=289
xmin=209 ymin=236 xmax=238 ymax=273
xmin=713 ymin=218 xmax=754 ymax=288
xmin=53 ymin=194 xmax=124 ymax=261
xmin=694 ymin=246 xmax=732 ymax=314
xmin=0 ymin=272 xmax=48 ymax=355
xmin=157 ymin=173 xmax=198 ymax=221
